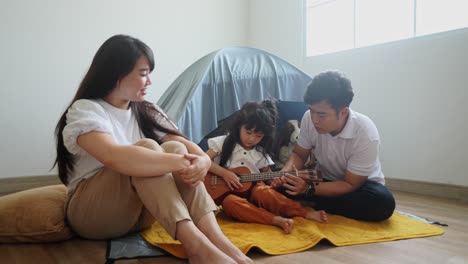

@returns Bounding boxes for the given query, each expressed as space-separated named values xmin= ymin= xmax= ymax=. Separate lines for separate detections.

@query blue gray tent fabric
xmin=157 ymin=47 xmax=312 ymax=144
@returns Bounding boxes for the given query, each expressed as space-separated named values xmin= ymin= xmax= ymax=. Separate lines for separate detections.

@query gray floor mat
xmin=106 ymin=233 xmax=169 ymax=263
xmin=396 ymin=210 xmax=448 ymax=226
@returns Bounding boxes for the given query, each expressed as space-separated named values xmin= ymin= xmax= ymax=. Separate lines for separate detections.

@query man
xmin=272 ymin=70 xmax=395 ymax=221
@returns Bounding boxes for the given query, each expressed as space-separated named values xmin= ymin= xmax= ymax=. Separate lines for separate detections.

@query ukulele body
xmin=204 ymin=167 xmax=255 ymax=205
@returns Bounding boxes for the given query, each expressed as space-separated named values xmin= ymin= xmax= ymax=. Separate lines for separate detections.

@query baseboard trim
xmin=0 ymin=175 xmax=62 ymax=196
xmin=1 ymin=175 xmax=467 ymax=202
xmin=386 ymin=178 xmax=468 ymax=202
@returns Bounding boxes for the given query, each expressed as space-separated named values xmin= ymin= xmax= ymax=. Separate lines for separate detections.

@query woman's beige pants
xmin=66 ymin=139 xmax=217 ymax=240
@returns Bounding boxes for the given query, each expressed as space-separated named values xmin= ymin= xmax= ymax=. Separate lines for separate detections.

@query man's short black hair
xmin=303 ymin=70 xmax=354 ymax=111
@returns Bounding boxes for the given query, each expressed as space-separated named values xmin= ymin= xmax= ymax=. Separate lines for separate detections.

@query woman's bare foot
xmin=209 ymin=237 xmax=253 ymax=264
xmin=176 ymin=220 xmax=236 ymax=264
xmin=185 ymin=242 xmax=236 ymax=264
xmin=305 ymin=208 xmax=328 ymax=223
xmin=272 ymin=216 xmax=294 ymax=234
xmin=196 ymin=213 xmax=254 ymax=264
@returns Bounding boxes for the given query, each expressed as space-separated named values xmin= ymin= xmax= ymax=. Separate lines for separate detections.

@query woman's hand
xmin=223 ymin=171 xmax=242 ymax=190
xmin=178 ymin=153 xmax=211 ymax=187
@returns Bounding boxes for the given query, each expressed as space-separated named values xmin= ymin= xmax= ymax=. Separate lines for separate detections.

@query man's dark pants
xmin=281 ymin=180 xmax=396 ymax=221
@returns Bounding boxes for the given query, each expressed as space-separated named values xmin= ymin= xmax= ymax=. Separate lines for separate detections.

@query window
xmin=416 ymin=0 xmax=468 ymax=36
xmin=355 ymin=0 xmax=414 ymax=48
xmin=306 ymin=0 xmax=468 ymax=56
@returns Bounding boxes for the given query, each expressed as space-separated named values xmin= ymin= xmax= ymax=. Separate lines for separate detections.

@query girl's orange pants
xmin=221 ymin=182 xmax=307 ymax=225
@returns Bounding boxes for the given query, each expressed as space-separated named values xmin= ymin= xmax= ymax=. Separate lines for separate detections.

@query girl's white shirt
xmin=62 ymin=99 xmax=177 ymax=192
xmin=207 ymin=135 xmax=274 ymax=173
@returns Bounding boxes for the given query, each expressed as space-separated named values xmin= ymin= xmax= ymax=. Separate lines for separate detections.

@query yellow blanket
xmin=141 ymin=212 xmax=444 ymax=259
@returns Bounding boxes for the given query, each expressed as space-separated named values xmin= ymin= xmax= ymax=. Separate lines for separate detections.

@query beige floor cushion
xmin=0 ymin=184 xmax=74 ymax=243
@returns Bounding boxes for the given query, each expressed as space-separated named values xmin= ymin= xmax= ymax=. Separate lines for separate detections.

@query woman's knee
xmin=134 ymin=138 xmax=163 ymax=152
xmin=161 ymin=141 xmax=188 ymax=155
xmin=134 ymin=139 xmax=188 ymax=156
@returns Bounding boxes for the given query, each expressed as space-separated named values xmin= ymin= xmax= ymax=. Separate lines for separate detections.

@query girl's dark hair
xmin=53 ymin=34 xmax=182 ymax=185
xmin=219 ymin=99 xmax=278 ymax=167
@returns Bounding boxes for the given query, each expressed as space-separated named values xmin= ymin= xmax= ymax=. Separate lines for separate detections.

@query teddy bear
xmin=274 ymin=120 xmax=300 ymax=169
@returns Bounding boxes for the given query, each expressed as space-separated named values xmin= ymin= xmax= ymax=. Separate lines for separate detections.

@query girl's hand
xmin=178 ymin=153 xmax=210 ymax=187
xmin=223 ymin=171 xmax=242 ymax=190
xmin=270 ymin=177 xmax=284 ymax=189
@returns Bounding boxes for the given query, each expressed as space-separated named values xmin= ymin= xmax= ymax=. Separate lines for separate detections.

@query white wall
xmin=0 ymin=0 xmax=248 ymax=179
xmin=3 ymin=0 xmax=467 ymax=187
xmin=248 ymin=0 xmax=468 ymax=186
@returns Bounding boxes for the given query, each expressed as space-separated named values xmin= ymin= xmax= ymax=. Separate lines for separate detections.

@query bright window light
xmin=306 ymin=0 xmax=468 ymax=57
xmin=416 ymin=0 xmax=468 ymax=36
xmin=307 ymin=0 xmax=354 ymax=56
xmin=355 ymin=0 xmax=414 ymax=47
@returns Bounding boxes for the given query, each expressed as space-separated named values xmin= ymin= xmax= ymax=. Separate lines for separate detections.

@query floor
xmin=1 ymin=191 xmax=467 ymax=264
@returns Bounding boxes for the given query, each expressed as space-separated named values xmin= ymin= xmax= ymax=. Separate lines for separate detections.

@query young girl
xmin=54 ymin=35 xmax=251 ymax=264
xmin=206 ymin=100 xmax=327 ymax=234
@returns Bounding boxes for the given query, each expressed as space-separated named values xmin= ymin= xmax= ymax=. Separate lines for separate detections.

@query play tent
xmin=157 ymin=47 xmax=312 ymax=144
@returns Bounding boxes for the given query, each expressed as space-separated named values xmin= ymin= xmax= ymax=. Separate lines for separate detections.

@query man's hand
xmin=281 ymin=173 xmax=310 ymax=196
xmin=178 ymin=153 xmax=210 ymax=187
xmin=271 ymin=165 xmax=313 ymax=195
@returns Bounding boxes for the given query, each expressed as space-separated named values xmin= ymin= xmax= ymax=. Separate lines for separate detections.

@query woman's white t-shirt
xmin=62 ymin=99 xmax=177 ymax=192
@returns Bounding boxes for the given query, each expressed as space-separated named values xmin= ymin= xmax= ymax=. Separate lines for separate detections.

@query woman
xmin=53 ymin=34 xmax=252 ymax=264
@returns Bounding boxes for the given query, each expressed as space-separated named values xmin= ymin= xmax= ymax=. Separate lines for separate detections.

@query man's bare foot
xmin=305 ymin=208 xmax=328 ymax=223
xmin=272 ymin=216 xmax=294 ymax=234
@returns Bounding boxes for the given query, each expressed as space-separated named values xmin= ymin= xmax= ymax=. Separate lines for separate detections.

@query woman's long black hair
xmin=219 ymin=99 xmax=278 ymax=167
xmin=53 ymin=35 xmax=181 ymax=185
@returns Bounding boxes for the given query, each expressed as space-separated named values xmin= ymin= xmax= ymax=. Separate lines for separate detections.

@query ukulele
xmin=203 ymin=166 xmax=321 ymax=205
